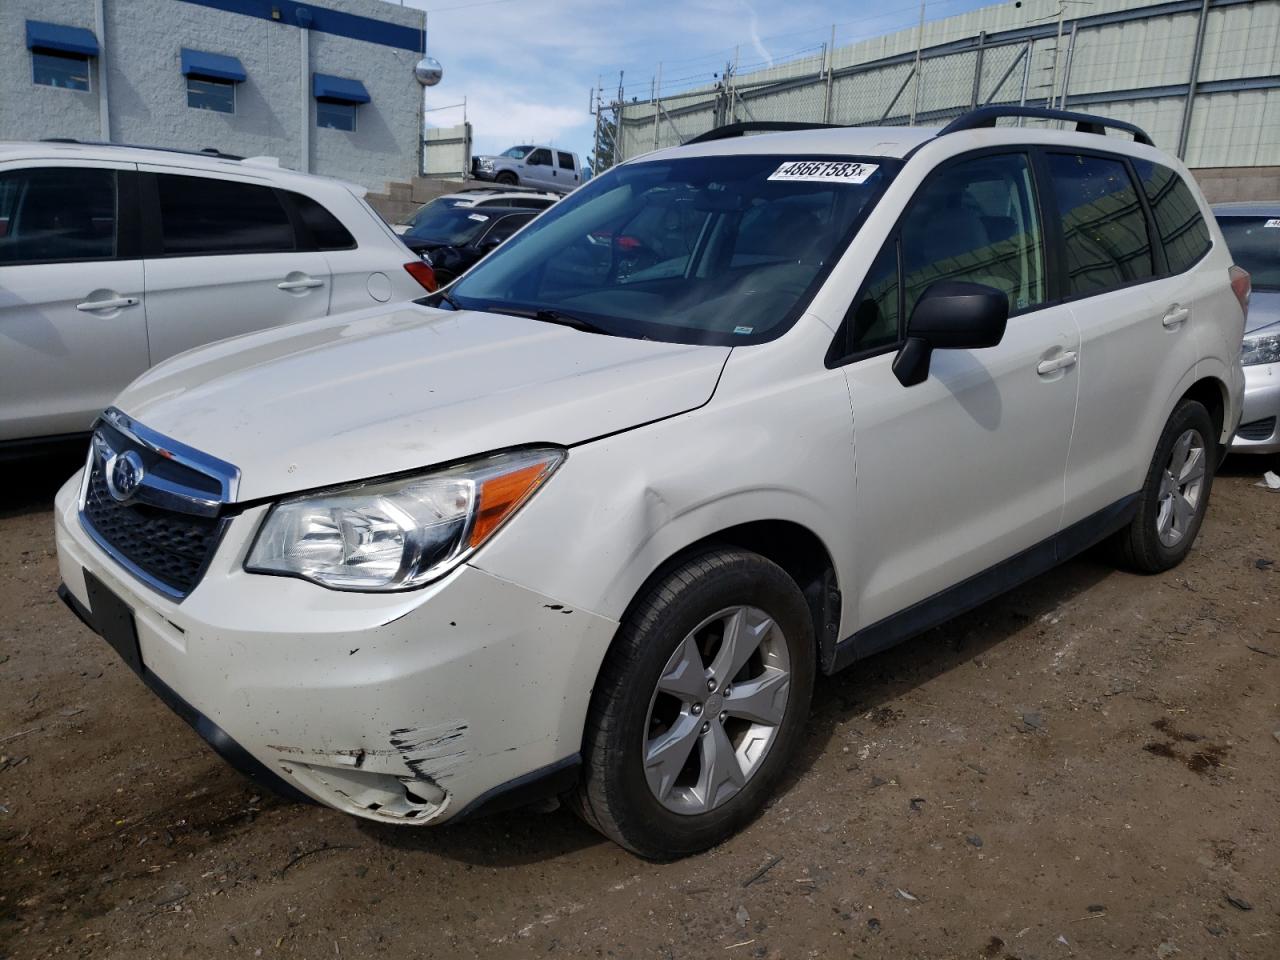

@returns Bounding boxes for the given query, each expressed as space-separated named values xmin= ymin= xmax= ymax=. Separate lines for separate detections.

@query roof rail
xmin=38 ymin=138 xmax=246 ymax=161
xmin=685 ymin=121 xmax=847 ymax=145
xmin=938 ymin=106 xmax=1154 ymax=146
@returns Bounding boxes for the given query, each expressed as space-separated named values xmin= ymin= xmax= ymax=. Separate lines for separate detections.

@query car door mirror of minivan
xmin=891 ymin=281 xmax=1009 ymax=387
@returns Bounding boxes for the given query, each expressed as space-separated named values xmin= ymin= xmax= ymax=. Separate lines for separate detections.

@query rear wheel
xmin=574 ymin=548 xmax=815 ymax=860
xmin=495 ymin=171 xmax=518 ymax=186
xmin=1115 ymin=399 xmax=1216 ymax=573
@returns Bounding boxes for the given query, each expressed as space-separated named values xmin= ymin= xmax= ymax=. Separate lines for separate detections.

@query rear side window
xmin=557 ymin=152 xmax=575 ymax=170
xmin=289 ymin=192 xmax=355 ymax=250
xmin=156 ymin=174 xmax=294 ymax=256
xmin=0 ymin=167 xmax=117 ymax=265
xmin=1131 ymin=160 xmax=1212 ymax=275
xmin=1048 ymin=153 xmax=1154 ymax=296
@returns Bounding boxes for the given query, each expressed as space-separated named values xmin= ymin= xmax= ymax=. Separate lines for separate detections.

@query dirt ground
xmin=2 ymin=449 xmax=1278 ymax=960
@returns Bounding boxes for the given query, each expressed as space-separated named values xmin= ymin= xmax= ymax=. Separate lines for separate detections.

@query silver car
xmin=1214 ymin=202 xmax=1280 ymax=453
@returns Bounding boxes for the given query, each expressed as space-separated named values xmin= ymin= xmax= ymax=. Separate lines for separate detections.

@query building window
xmin=33 ymin=50 xmax=91 ymax=91
xmin=317 ymin=101 xmax=357 ymax=132
xmin=187 ymin=76 xmax=235 ymax=113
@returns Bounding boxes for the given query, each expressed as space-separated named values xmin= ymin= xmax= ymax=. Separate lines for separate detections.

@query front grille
xmin=82 ymin=456 xmax=224 ymax=597
xmin=1237 ymin=416 xmax=1277 ymax=442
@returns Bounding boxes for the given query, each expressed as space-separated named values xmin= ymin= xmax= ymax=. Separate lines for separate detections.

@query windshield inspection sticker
xmin=733 ymin=325 xmax=754 ymax=335
xmin=767 ymin=160 xmax=879 ymax=184
xmin=1265 ymin=218 xmax=1280 ymax=228
xmin=467 ymin=213 xmax=490 ymax=222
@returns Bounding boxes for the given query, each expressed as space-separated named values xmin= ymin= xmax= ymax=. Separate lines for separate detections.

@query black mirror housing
xmin=893 ymin=281 xmax=1009 ymax=386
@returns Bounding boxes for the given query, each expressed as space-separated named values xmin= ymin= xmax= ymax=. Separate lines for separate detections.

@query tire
xmin=1115 ymin=398 xmax=1216 ymax=573
xmin=495 ymin=171 xmax=518 ymax=186
xmin=574 ymin=548 xmax=816 ymax=860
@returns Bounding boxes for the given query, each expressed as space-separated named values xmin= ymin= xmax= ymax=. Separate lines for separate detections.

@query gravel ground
xmin=2 ymin=449 xmax=1279 ymax=960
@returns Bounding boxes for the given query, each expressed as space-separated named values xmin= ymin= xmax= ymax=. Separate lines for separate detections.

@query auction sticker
xmin=468 ymin=213 xmax=490 ymax=222
xmin=767 ymin=160 xmax=879 ymax=184
xmin=1265 ymin=218 xmax=1280 ymax=228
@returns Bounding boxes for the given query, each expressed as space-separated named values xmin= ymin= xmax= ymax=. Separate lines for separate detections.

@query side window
xmin=486 ymin=214 xmax=532 ymax=244
xmin=288 ymin=192 xmax=355 ymax=250
xmin=33 ymin=51 xmax=91 ymax=91
xmin=156 ymin=174 xmax=294 ymax=256
xmin=0 ymin=167 xmax=117 ymax=265
xmin=900 ymin=153 xmax=1047 ymax=318
xmin=557 ymin=152 xmax=575 ymax=171
xmin=527 ymin=149 xmax=552 ymax=167
xmin=840 ymin=242 xmax=900 ymax=356
xmin=1131 ymin=159 xmax=1212 ymax=275
xmin=1047 ymin=153 xmax=1154 ymax=296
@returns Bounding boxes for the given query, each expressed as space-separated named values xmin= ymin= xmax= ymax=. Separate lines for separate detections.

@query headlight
xmin=245 ymin=447 xmax=563 ymax=590
xmin=1242 ymin=323 xmax=1280 ymax=366
xmin=478 ymin=158 xmax=494 ymax=171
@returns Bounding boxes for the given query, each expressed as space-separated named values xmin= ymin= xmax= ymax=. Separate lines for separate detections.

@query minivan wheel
xmin=1115 ymin=399 xmax=1216 ymax=573
xmin=495 ymin=171 xmax=518 ymax=186
xmin=574 ymin=548 xmax=815 ymax=860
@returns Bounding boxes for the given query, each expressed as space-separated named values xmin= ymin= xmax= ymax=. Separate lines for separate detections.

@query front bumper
xmin=53 ymin=473 xmax=617 ymax=825
xmin=1231 ymin=362 xmax=1280 ymax=453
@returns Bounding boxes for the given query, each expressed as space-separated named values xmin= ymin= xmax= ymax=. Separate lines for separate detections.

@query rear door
xmin=1052 ymin=152 xmax=1209 ymax=525
xmin=557 ymin=151 xmax=579 ymax=191
xmin=0 ymin=161 xmax=148 ymax=442
xmin=139 ymin=167 xmax=331 ymax=361
xmin=524 ymin=149 xmax=555 ymax=191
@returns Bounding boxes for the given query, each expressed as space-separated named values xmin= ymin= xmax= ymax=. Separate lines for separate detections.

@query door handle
xmin=1162 ymin=306 xmax=1190 ymax=328
xmin=76 ymin=296 xmax=139 ymax=311
xmin=1037 ymin=351 xmax=1078 ymax=376
xmin=277 ymin=278 xmax=324 ymax=291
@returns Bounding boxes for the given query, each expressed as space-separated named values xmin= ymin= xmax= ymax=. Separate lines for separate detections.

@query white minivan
xmin=0 ymin=141 xmax=435 ymax=454
xmin=55 ymin=109 xmax=1247 ymax=860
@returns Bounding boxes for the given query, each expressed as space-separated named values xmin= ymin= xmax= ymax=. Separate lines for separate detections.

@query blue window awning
xmin=312 ymin=73 xmax=370 ymax=105
xmin=26 ymin=20 xmax=99 ymax=58
xmin=181 ymin=48 xmax=246 ymax=84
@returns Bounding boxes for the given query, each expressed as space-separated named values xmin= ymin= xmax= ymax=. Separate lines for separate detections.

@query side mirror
xmin=892 ymin=281 xmax=1008 ymax=387
xmin=478 ymin=236 xmax=504 ymax=253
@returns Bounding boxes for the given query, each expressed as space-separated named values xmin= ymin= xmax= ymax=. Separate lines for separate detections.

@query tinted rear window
xmin=1132 ymin=160 xmax=1212 ymax=275
xmin=289 ymin=192 xmax=355 ymax=250
xmin=1215 ymin=216 xmax=1280 ymax=289
xmin=0 ymin=167 xmax=117 ymax=265
xmin=557 ymin=152 xmax=575 ymax=170
xmin=1048 ymin=153 xmax=1154 ymax=297
xmin=157 ymin=174 xmax=294 ymax=256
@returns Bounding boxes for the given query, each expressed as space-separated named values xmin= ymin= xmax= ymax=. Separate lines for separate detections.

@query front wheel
xmin=495 ymin=171 xmax=518 ymax=186
xmin=1115 ymin=398 xmax=1216 ymax=573
xmin=574 ymin=548 xmax=816 ymax=860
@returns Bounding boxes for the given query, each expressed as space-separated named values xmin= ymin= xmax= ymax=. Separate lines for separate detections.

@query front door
xmin=0 ymin=161 xmax=148 ymax=442
xmin=841 ymin=151 xmax=1080 ymax=633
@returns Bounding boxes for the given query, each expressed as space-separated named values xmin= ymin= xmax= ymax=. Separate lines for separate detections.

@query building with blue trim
xmin=0 ymin=0 xmax=427 ymax=191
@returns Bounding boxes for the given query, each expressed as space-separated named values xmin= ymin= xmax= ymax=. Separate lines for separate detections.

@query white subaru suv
xmin=0 ymin=140 xmax=436 ymax=455
xmin=54 ymin=109 xmax=1247 ymax=860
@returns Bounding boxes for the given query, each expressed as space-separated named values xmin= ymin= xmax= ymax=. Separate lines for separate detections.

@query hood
xmin=115 ymin=304 xmax=730 ymax=502
xmin=1246 ymin=289 xmax=1280 ymax=333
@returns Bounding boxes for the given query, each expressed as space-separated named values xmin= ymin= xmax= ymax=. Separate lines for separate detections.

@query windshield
xmin=404 ymin=204 xmax=494 ymax=246
xmin=446 ymin=154 xmax=896 ymax=344
xmin=501 ymin=146 xmax=533 ymax=159
xmin=1216 ymin=215 xmax=1280 ymax=290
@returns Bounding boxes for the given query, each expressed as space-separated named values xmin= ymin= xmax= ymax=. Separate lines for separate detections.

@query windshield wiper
xmin=488 ymin=306 xmax=613 ymax=335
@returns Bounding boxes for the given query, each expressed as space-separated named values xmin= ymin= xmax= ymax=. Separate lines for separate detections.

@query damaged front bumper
xmin=53 ymin=473 xmax=617 ymax=825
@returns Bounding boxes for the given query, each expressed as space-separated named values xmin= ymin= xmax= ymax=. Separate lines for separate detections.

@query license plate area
xmin=85 ymin=571 xmax=143 ymax=676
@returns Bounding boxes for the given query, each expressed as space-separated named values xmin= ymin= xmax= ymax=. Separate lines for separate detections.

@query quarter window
xmin=32 ymin=50 xmax=90 ymax=90
xmin=289 ymin=192 xmax=356 ymax=250
xmin=317 ymin=101 xmax=356 ymax=132
xmin=0 ymin=167 xmax=117 ymax=265
xmin=187 ymin=76 xmax=235 ymax=114
xmin=900 ymin=153 xmax=1046 ymax=318
xmin=1131 ymin=160 xmax=1212 ymax=275
xmin=841 ymin=242 xmax=900 ymax=356
xmin=1047 ymin=153 xmax=1154 ymax=296
xmin=156 ymin=174 xmax=294 ymax=256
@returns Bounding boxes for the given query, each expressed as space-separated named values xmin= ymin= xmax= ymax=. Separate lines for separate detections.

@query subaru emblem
xmin=106 ymin=450 xmax=145 ymax=502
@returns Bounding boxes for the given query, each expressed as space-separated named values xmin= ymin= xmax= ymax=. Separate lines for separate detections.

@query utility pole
xmin=823 ymin=24 xmax=836 ymax=123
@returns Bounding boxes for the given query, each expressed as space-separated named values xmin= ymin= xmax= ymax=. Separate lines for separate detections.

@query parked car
xmin=391 ymin=187 xmax=557 ymax=234
xmin=55 ymin=108 xmax=1247 ymax=860
xmin=471 ymin=144 xmax=581 ymax=194
xmin=402 ymin=205 xmax=536 ymax=285
xmin=0 ymin=141 xmax=436 ymax=455
xmin=1212 ymin=202 xmax=1279 ymax=452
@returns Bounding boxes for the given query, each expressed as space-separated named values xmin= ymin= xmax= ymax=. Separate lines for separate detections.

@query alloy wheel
xmin=1156 ymin=427 xmax=1206 ymax=547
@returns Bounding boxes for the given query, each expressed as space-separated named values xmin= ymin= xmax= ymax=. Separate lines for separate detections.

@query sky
xmin=402 ymin=0 xmax=997 ymax=168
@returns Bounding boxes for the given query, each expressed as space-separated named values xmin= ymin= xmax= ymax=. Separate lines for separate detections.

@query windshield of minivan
xmin=1216 ymin=216 xmax=1280 ymax=289
xmin=502 ymin=146 xmax=533 ymax=159
xmin=444 ymin=154 xmax=896 ymax=345
xmin=404 ymin=205 xmax=494 ymax=246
